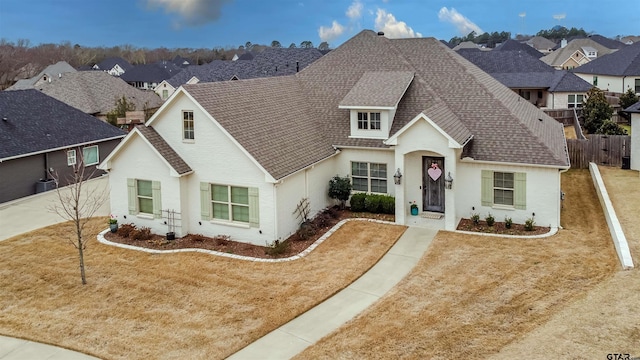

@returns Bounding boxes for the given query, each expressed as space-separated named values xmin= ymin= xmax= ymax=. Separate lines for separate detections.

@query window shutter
xmin=127 ymin=178 xmax=137 ymax=215
xmin=481 ymin=170 xmax=493 ymax=206
xmin=200 ymin=182 xmax=210 ymax=220
xmin=152 ymin=181 xmax=162 ymax=218
xmin=248 ymin=187 xmax=259 ymax=228
xmin=514 ymin=172 xmax=527 ymax=210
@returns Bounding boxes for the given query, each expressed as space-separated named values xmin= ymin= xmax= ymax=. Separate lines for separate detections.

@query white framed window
xmin=127 ymin=179 xmax=161 ymax=218
xmin=593 ymin=76 xmax=598 ymax=86
xmin=183 ymin=111 xmax=194 ymax=140
xmin=67 ymin=149 xmax=76 ymax=166
xmin=82 ymin=145 xmax=99 ymax=166
xmin=211 ymin=184 xmax=249 ymax=223
xmin=481 ymin=170 xmax=526 ymax=209
xmin=635 ymin=79 xmax=640 ymax=94
xmin=568 ymin=94 xmax=584 ymax=108
xmin=162 ymin=90 xmax=168 ymax=100
xmin=357 ymin=112 xmax=381 ymax=130
xmin=493 ymin=172 xmax=514 ymax=206
xmin=137 ymin=180 xmax=154 ymax=215
xmin=351 ymin=162 xmax=387 ymax=193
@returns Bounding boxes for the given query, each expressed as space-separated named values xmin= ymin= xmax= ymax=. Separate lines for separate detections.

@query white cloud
xmin=318 ymin=20 xmax=346 ymax=42
xmin=437 ymin=7 xmax=484 ymax=36
xmin=553 ymin=13 xmax=566 ymax=20
xmin=346 ymin=0 xmax=363 ymax=21
xmin=374 ymin=9 xmax=422 ymax=38
xmin=146 ymin=0 xmax=231 ymax=26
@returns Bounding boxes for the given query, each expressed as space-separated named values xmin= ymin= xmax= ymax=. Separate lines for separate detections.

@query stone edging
xmin=454 ymin=227 xmax=559 ymax=239
xmin=97 ymin=218 xmax=396 ymax=263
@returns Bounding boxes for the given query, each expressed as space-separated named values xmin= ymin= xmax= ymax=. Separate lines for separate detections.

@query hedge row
xmin=350 ymin=193 xmax=395 ymax=214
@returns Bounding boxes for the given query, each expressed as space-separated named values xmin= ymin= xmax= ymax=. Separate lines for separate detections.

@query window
xmin=162 ymin=90 xmax=168 ymax=100
xmin=568 ymin=94 xmax=584 ymax=108
xmin=481 ymin=170 xmax=526 ymax=209
xmin=593 ymin=76 xmax=598 ymax=86
xmin=137 ymin=180 xmax=154 ymax=215
xmin=520 ymin=90 xmax=531 ymax=101
xmin=82 ymin=146 xmax=99 ymax=166
xmin=357 ymin=112 xmax=381 ymax=130
xmin=635 ymin=79 xmax=640 ymax=94
xmin=183 ymin=111 xmax=194 ymax=140
xmin=67 ymin=150 xmax=76 ymax=166
xmin=200 ymin=183 xmax=259 ymax=227
xmin=493 ymin=172 xmax=514 ymax=206
xmin=351 ymin=162 xmax=387 ymax=193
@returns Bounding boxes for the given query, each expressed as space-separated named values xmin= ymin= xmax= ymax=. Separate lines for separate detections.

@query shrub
xmin=380 ymin=195 xmax=395 ymax=214
xmin=505 ymin=217 xmax=513 ymax=229
xmin=214 ymin=235 xmax=231 ymax=246
xmin=312 ymin=212 xmax=332 ymax=228
xmin=265 ymin=239 xmax=289 ymax=256
xmin=524 ymin=217 xmax=536 ymax=231
xmin=328 ymin=175 xmax=352 ymax=209
xmin=349 ymin=193 xmax=366 ymax=212
xmin=485 ymin=213 xmax=495 ymax=227
xmin=116 ymin=223 xmax=136 ymax=238
xmin=131 ymin=226 xmax=152 ymax=241
xmin=190 ymin=234 xmax=207 ymax=242
xmin=324 ymin=206 xmax=340 ymax=219
xmin=296 ymin=221 xmax=316 ymax=240
xmin=471 ymin=213 xmax=480 ymax=225
xmin=364 ymin=194 xmax=382 ymax=213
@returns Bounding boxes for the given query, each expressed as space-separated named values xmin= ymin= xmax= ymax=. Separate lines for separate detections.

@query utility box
xmin=622 ymin=156 xmax=630 ymax=170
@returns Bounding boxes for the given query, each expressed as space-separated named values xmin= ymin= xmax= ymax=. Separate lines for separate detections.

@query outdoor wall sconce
xmin=393 ymin=168 xmax=402 ymax=185
xmin=444 ymin=172 xmax=453 ymax=189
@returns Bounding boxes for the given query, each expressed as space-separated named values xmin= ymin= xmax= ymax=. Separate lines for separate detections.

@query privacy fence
xmin=566 ymin=135 xmax=631 ymax=169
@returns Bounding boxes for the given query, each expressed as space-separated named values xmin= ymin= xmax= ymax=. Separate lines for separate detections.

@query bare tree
xmin=48 ymin=151 xmax=108 ymax=285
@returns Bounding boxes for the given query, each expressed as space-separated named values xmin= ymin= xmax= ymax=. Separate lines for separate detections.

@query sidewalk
xmin=0 ymin=336 xmax=99 ymax=360
xmin=0 ymin=176 xmax=110 ymax=242
xmin=228 ymin=226 xmax=437 ymax=359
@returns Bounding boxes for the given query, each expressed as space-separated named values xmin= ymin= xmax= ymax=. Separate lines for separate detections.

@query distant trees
xmin=289 ymin=42 xmax=297 ymax=48
xmin=300 ymin=40 xmax=314 ymax=48
xmin=448 ymin=31 xmax=511 ymax=48
xmin=270 ymin=40 xmax=282 ymax=48
xmin=318 ymin=41 xmax=330 ymax=51
xmin=536 ymin=26 xmax=588 ymax=43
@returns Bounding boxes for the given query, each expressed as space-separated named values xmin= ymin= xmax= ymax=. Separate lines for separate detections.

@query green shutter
xmin=514 ymin=172 xmax=527 ymax=210
xmin=481 ymin=170 xmax=493 ymax=206
xmin=200 ymin=182 xmax=211 ymax=220
xmin=127 ymin=178 xmax=137 ymax=215
xmin=248 ymin=187 xmax=259 ymax=227
xmin=152 ymin=181 xmax=162 ymax=218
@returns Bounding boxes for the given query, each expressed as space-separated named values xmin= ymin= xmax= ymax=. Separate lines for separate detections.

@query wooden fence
xmin=566 ymin=135 xmax=631 ymax=168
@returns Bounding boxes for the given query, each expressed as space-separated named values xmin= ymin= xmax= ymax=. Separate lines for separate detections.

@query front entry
xmin=423 ymin=156 xmax=445 ymax=212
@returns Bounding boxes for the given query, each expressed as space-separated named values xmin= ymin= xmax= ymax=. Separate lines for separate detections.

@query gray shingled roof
xmin=623 ymin=100 xmax=640 ymax=113
xmin=120 ymin=63 xmax=181 ymax=83
xmin=7 ymin=61 xmax=77 ymax=90
xmin=525 ymin=36 xmax=557 ymax=52
xmin=0 ymin=90 xmax=125 ymax=160
xmin=36 ymin=71 xmax=163 ymax=115
xmin=541 ymin=39 xmax=617 ymax=67
xmin=181 ymin=30 xmax=569 ymax=180
xmin=95 ymin=57 xmax=133 ymax=72
xmin=571 ymin=42 xmax=640 ymax=76
xmin=339 ymin=71 xmax=414 ymax=108
xmin=135 ymin=125 xmax=192 ymax=175
xmin=494 ymin=39 xmax=543 ymax=58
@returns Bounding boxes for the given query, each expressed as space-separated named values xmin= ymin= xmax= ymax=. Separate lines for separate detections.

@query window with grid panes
xmin=211 ymin=184 xmax=249 ymax=223
xmin=183 ymin=111 xmax=194 ymax=140
xmin=370 ymin=112 xmax=381 ymax=130
xmin=351 ymin=162 xmax=387 ymax=193
xmin=493 ymin=172 xmax=514 ymax=206
xmin=137 ymin=180 xmax=154 ymax=214
xmin=357 ymin=112 xmax=368 ymax=129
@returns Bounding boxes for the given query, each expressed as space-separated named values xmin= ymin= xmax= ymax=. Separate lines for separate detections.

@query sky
xmin=0 ymin=0 xmax=637 ymax=49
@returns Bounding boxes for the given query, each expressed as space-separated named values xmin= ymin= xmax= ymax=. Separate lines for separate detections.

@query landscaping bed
xmin=456 ymin=218 xmax=550 ymax=236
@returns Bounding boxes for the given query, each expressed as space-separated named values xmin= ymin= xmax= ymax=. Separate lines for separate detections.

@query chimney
xmin=561 ymin=38 xmax=567 ymax=48
xmin=377 ymin=31 xmax=385 ymax=36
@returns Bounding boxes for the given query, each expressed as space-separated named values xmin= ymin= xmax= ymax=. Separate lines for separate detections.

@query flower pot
xmin=166 ymin=232 xmax=175 ymax=241
xmin=109 ymin=223 xmax=118 ymax=233
xmin=410 ymin=206 xmax=419 ymax=216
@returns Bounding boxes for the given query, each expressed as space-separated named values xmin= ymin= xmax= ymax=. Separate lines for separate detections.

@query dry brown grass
xmin=0 ymin=219 xmax=406 ymax=359
xmin=564 ymin=125 xmax=577 ymax=139
xmin=297 ymin=169 xmax=621 ymax=359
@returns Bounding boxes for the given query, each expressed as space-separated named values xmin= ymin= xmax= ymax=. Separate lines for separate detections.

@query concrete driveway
xmin=0 ymin=176 xmax=110 ymax=242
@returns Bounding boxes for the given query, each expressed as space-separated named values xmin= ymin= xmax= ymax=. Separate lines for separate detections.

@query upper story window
xmin=635 ymin=79 xmax=640 ymax=94
xmin=183 ymin=111 xmax=194 ymax=140
xmin=67 ymin=150 xmax=76 ymax=166
xmin=568 ymin=94 xmax=584 ymax=108
xmin=357 ymin=112 xmax=381 ymax=130
xmin=82 ymin=145 xmax=99 ymax=166
xmin=162 ymin=90 xmax=168 ymax=100
xmin=593 ymin=76 xmax=598 ymax=86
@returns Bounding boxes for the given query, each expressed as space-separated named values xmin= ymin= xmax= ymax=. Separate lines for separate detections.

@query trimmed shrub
xmin=364 ymin=194 xmax=382 ymax=213
xmin=524 ymin=217 xmax=536 ymax=231
xmin=485 ymin=213 xmax=495 ymax=227
xmin=380 ymin=195 xmax=395 ymax=214
xmin=350 ymin=193 xmax=367 ymax=212
xmin=505 ymin=217 xmax=513 ymax=229
xmin=471 ymin=213 xmax=480 ymax=225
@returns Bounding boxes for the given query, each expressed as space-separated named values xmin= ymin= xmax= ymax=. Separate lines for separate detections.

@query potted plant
xmin=410 ymin=201 xmax=419 ymax=216
xmin=109 ymin=215 xmax=118 ymax=233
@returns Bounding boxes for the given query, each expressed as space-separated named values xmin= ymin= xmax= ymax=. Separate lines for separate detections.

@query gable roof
xmin=623 ymin=100 xmax=640 ymax=113
xmin=35 ymin=71 xmax=163 ymax=115
xmin=120 ymin=63 xmax=181 ymax=83
xmin=556 ymin=35 xmax=628 ymax=50
xmin=339 ymin=71 xmax=414 ymax=108
xmin=95 ymin=57 xmax=133 ymax=72
xmin=0 ymin=90 xmax=125 ymax=161
xmin=571 ymin=42 xmax=640 ymax=76
xmin=541 ymin=39 xmax=617 ymax=67
xmin=494 ymin=39 xmax=543 ymax=58
xmin=134 ymin=125 xmax=192 ymax=175
xmin=7 ymin=61 xmax=77 ymax=90
xmin=525 ymin=36 xmax=557 ymax=52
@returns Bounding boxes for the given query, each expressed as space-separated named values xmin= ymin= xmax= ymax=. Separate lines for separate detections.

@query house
xmin=540 ymin=38 xmax=617 ymax=70
xmin=457 ymin=49 xmax=593 ymax=109
xmin=34 ymin=71 xmax=164 ymax=121
xmin=571 ymin=42 xmax=640 ymax=94
xmin=120 ymin=62 xmax=181 ymax=91
xmin=494 ymin=39 xmax=544 ymax=58
xmin=622 ymin=101 xmax=640 ymax=170
xmin=92 ymin=57 xmax=133 ymax=76
xmin=524 ymin=36 xmax=557 ymax=54
xmin=154 ymin=48 xmax=325 ymax=100
xmin=7 ymin=61 xmax=77 ymax=90
xmin=0 ymin=90 xmax=126 ymax=203
xmin=99 ymin=30 xmax=569 ymax=246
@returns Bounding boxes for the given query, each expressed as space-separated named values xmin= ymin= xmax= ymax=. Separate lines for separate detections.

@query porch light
xmin=393 ymin=168 xmax=402 ymax=185
xmin=444 ymin=172 xmax=453 ymax=189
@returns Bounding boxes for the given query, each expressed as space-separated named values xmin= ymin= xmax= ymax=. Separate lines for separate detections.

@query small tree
xmin=598 ymin=120 xmax=627 ymax=135
xmin=106 ymin=95 xmax=136 ymax=127
xmin=583 ymin=87 xmax=613 ymax=134
xmin=48 ymin=150 xmax=108 ymax=285
xmin=328 ymin=175 xmax=352 ymax=209
xmin=619 ymin=88 xmax=639 ymax=121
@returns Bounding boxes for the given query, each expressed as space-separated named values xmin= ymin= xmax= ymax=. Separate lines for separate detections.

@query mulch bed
xmin=456 ymin=218 xmax=550 ymax=236
xmin=103 ymin=208 xmax=395 ymax=259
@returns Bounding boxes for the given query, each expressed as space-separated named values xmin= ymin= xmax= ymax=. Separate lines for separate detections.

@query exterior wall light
xmin=444 ymin=172 xmax=453 ymax=189
xmin=393 ymin=168 xmax=402 ymax=185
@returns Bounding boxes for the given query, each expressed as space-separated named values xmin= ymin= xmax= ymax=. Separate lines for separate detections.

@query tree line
xmin=448 ymin=26 xmax=590 ymax=48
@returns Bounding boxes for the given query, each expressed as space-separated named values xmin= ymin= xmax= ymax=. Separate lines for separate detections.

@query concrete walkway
xmin=228 ymin=226 xmax=437 ymax=359
xmin=0 ymin=336 xmax=99 ymax=360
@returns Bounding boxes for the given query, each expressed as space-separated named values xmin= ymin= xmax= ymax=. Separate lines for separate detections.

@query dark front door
xmin=423 ymin=156 xmax=445 ymax=213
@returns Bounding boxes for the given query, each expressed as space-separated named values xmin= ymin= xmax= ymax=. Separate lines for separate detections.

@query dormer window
xmin=357 ymin=112 xmax=381 ymax=130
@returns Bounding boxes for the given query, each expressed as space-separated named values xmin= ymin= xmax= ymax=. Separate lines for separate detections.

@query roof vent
xmin=377 ymin=31 xmax=385 ymax=36
xmin=2 ymin=117 xmax=7 ymax=121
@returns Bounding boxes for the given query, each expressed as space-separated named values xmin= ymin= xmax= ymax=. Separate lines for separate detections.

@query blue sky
xmin=0 ymin=0 xmax=637 ymax=49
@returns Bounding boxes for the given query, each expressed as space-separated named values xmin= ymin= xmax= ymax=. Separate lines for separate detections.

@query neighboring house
xmin=524 ymin=36 xmax=557 ymax=54
xmin=93 ymin=57 xmax=133 ymax=76
xmin=0 ymin=90 xmax=126 ymax=203
xmin=7 ymin=61 xmax=77 ymax=90
xmin=452 ymin=41 xmax=484 ymax=51
xmin=172 ymin=55 xmax=191 ymax=68
xmin=154 ymin=48 xmax=325 ymax=100
xmin=120 ymin=62 xmax=181 ymax=91
xmin=541 ymin=38 xmax=617 ymax=70
xmin=621 ymin=36 xmax=640 ymax=45
xmin=571 ymin=42 xmax=640 ymax=94
xmin=99 ymin=30 xmax=569 ymax=246
xmin=458 ymin=49 xmax=592 ymax=109
xmin=494 ymin=39 xmax=544 ymax=58
xmin=34 ymin=71 xmax=163 ymax=120
xmin=623 ymin=101 xmax=640 ymax=170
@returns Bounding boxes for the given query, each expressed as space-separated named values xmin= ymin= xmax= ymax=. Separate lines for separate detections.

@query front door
xmin=423 ymin=156 xmax=445 ymax=213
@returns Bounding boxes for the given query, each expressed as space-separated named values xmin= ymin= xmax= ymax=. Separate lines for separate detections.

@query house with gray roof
xmin=622 ymin=101 xmax=640 ymax=170
xmin=494 ymin=39 xmax=543 ymax=58
xmin=541 ymin=38 xmax=618 ymax=70
xmin=7 ymin=61 xmax=77 ymax=90
xmin=92 ymin=57 xmax=133 ymax=76
xmin=571 ymin=42 xmax=640 ymax=94
xmin=120 ymin=62 xmax=182 ymax=91
xmin=35 ymin=71 xmax=163 ymax=120
xmin=0 ymin=90 xmax=126 ymax=203
xmin=458 ymin=49 xmax=593 ymax=109
xmin=524 ymin=36 xmax=557 ymax=54
xmin=99 ymin=30 xmax=570 ymax=245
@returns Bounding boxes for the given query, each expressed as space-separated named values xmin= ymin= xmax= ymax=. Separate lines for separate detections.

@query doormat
xmin=421 ymin=212 xmax=443 ymax=220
